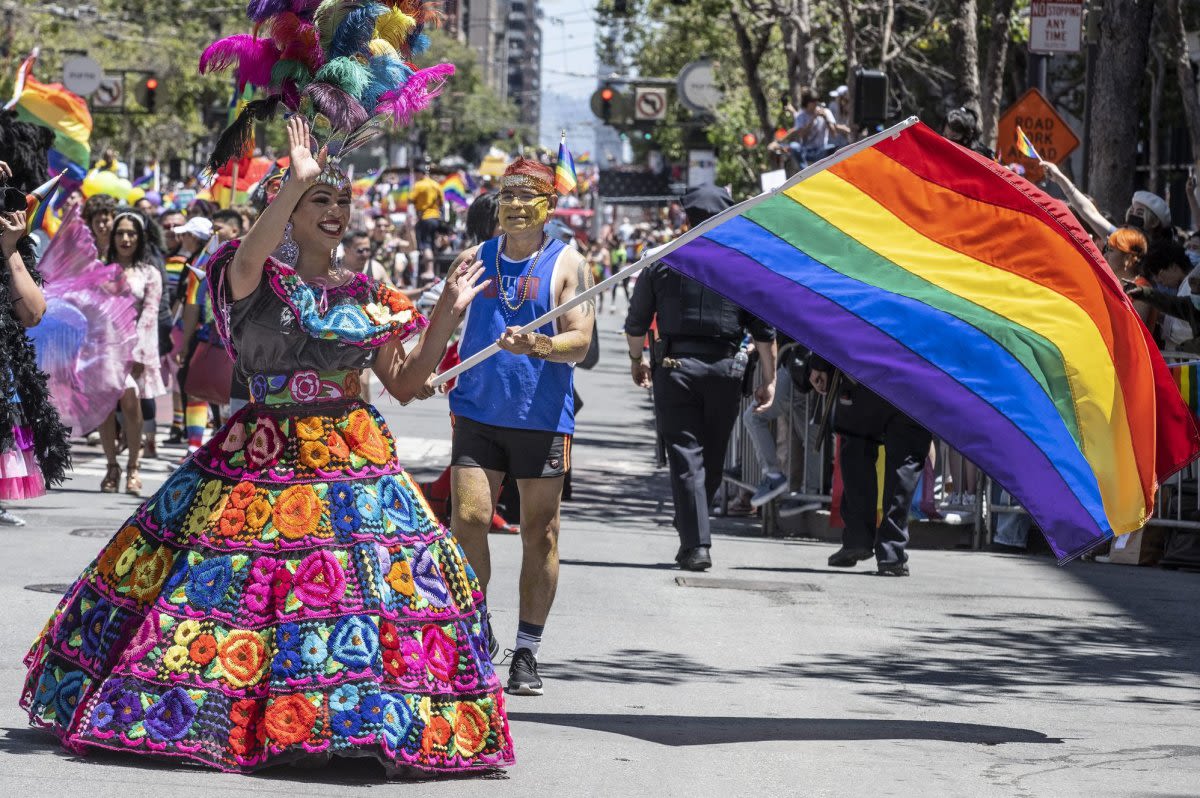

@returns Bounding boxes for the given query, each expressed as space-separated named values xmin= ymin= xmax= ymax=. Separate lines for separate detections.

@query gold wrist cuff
xmin=530 ymin=333 xmax=554 ymax=358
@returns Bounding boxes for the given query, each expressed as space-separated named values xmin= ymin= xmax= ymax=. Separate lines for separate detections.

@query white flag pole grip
xmin=429 ymin=117 xmax=919 ymax=389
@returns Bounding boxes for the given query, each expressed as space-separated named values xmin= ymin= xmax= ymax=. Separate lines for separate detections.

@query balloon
xmin=126 ymin=187 xmax=145 ymax=204
xmin=114 ymin=178 xmax=134 ymax=202
xmin=81 ymin=171 xmax=107 ymax=198
xmin=144 ymin=190 xmax=161 ymax=206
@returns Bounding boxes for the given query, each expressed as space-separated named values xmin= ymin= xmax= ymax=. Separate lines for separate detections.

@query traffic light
xmin=741 ymin=132 xmax=758 ymax=148
xmin=600 ymin=85 xmax=614 ymax=122
xmin=774 ymin=126 xmax=788 ymax=142
xmin=144 ymin=76 xmax=158 ymax=113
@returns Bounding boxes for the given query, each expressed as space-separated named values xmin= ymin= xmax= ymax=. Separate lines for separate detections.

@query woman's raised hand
xmin=445 ymin=258 xmax=491 ymax=317
xmin=286 ymin=116 xmax=326 ymax=184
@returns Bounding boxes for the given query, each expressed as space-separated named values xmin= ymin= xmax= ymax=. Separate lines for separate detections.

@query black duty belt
xmin=666 ymin=338 xmax=739 ymax=358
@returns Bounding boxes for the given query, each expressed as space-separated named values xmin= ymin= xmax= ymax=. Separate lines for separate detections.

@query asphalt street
xmin=2 ymin=318 xmax=1198 ymax=797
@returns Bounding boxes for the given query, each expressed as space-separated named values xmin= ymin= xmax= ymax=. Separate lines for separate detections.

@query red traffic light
xmin=145 ymin=77 xmax=158 ymax=90
xmin=741 ymin=132 xmax=758 ymax=148
xmin=600 ymin=87 xmax=614 ymax=102
xmin=774 ymin=126 xmax=787 ymax=142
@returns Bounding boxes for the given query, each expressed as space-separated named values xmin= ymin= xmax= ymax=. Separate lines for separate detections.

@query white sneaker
xmin=0 ymin=507 xmax=27 ymax=527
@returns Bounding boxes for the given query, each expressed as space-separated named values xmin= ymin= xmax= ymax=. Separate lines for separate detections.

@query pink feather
xmin=200 ymin=34 xmax=282 ymax=90
xmin=373 ymin=62 xmax=454 ymax=126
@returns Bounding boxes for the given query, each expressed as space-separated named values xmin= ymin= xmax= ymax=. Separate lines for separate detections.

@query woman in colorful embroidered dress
xmin=20 ymin=117 xmax=513 ymax=775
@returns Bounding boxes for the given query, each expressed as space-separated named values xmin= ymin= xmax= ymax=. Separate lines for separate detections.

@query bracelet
xmin=628 ymin=350 xmax=644 ymax=361
xmin=529 ymin=333 xmax=553 ymax=359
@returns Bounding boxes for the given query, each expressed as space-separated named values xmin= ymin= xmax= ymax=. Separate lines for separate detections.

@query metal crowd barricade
xmin=721 ymin=343 xmax=992 ymax=540
xmin=979 ymin=351 xmax=1200 ymax=538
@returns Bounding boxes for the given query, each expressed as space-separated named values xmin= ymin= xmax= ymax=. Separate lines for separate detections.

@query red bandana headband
xmin=502 ymin=157 xmax=554 ymax=195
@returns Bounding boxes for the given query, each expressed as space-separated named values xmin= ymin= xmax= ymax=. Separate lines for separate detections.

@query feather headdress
xmin=201 ymin=0 xmax=453 ymax=184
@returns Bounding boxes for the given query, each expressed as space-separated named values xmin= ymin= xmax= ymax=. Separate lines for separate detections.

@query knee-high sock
xmin=185 ymin=400 xmax=208 ymax=452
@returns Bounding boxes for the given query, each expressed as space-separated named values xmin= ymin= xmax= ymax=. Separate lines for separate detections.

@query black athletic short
xmin=450 ymin=416 xmax=571 ymax=479
xmin=416 ymin=217 xmax=440 ymax=251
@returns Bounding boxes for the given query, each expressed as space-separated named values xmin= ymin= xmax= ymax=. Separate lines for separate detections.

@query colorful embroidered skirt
xmin=21 ymin=370 xmax=514 ymax=774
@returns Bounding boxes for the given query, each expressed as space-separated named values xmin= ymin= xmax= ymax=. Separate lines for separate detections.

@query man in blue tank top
xmin=448 ymin=158 xmax=595 ymax=696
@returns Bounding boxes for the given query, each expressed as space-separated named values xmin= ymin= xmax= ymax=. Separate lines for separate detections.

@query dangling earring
xmin=275 ymin=221 xmax=299 ymax=266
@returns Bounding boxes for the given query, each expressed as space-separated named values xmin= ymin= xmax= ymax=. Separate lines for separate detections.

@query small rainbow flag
xmin=660 ymin=120 xmax=1200 ymax=561
xmin=1015 ymin=125 xmax=1040 ymax=161
xmin=1170 ymin=362 xmax=1200 ymax=423
xmin=555 ymin=132 xmax=577 ymax=194
xmin=25 ymin=174 xmax=62 ymax=237
xmin=381 ymin=175 xmax=411 ymax=213
xmin=5 ymin=50 xmax=92 ymax=176
xmin=441 ymin=173 xmax=469 ymax=209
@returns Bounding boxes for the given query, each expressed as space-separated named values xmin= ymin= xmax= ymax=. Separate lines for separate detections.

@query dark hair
xmin=342 ymin=230 xmax=370 ymax=246
xmin=107 ymin=210 xmax=148 ymax=265
xmin=465 ymin=192 xmax=500 ymax=244
xmin=82 ymin=194 xmax=118 ymax=224
xmin=800 ymin=93 xmax=818 ymax=106
xmin=1144 ymin=240 xmax=1189 ymax=278
xmin=211 ymin=209 xmax=242 ymax=229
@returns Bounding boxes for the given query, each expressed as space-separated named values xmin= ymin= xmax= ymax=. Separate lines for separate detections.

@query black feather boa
xmin=0 ymin=236 xmax=71 ymax=487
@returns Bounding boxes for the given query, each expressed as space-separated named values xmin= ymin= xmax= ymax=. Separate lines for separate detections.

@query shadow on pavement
xmin=508 ymin=712 xmax=1060 ymax=746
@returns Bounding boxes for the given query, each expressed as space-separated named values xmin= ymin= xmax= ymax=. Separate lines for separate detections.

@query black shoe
xmin=877 ymin=561 xmax=910 ymax=576
xmin=164 ymin=427 xmax=184 ymax=445
xmin=827 ymin=547 xmax=875 ymax=568
xmin=678 ymin=546 xmax=712 ymax=571
xmin=506 ymin=648 xmax=543 ymax=696
xmin=485 ymin=613 xmax=499 ymax=662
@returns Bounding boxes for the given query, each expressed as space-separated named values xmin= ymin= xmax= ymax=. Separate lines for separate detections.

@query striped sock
xmin=185 ymin=400 xmax=208 ymax=452
xmin=514 ymin=620 xmax=543 ymax=659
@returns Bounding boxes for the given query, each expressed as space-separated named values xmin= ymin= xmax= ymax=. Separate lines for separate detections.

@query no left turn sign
xmin=634 ymin=87 xmax=667 ymax=121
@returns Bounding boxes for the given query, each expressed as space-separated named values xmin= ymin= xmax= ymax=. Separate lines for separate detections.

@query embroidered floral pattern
xmin=20 ymin=265 xmax=511 ymax=773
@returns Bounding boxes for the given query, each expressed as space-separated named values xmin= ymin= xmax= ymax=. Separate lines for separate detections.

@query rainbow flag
xmin=1016 ymin=125 xmax=1040 ymax=160
xmin=440 ymin=173 xmax=469 ymax=209
xmin=381 ymin=176 xmax=411 ymax=212
xmin=555 ymin=134 xmax=577 ymax=194
xmin=25 ymin=174 xmax=62 ymax=236
xmin=659 ymin=120 xmax=1200 ymax=561
xmin=1170 ymin=362 xmax=1200 ymax=423
xmin=5 ymin=50 xmax=92 ymax=177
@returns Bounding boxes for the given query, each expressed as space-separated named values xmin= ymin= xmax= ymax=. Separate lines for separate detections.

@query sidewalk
xmin=2 ymin=322 xmax=1198 ymax=796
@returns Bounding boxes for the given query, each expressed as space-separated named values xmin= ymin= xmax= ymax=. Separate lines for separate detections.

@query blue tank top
xmin=450 ymin=236 xmax=575 ymax=434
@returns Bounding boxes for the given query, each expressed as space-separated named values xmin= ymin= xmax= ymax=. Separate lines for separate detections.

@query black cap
xmin=681 ymin=183 xmax=733 ymax=225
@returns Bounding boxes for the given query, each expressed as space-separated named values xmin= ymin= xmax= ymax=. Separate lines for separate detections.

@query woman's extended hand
xmin=443 ymin=258 xmax=491 ymax=317
xmin=286 ymin=116 xmax=325 ymax=184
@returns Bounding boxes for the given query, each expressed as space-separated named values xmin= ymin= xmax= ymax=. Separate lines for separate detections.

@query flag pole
xmin=430 ymin=116 xmax=920 ymax=388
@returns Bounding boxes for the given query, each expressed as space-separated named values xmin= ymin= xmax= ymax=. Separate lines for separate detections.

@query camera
xmin=1 ymin=186 xmax=26 ymax=213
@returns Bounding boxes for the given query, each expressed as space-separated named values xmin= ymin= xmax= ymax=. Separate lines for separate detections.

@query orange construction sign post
xmin=997 ymin=88 xmax=1079 ymax=183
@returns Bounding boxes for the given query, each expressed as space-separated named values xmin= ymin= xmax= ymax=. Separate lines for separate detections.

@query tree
xmin=1086 ymin=0 xmax=1156 ymax=217
xmin=1165 ymin=0 xmax=1200 ymax=182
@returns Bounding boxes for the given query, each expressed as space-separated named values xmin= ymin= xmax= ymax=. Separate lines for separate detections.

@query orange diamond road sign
xmin=997 ymin=88 xmax=1079 ymax=184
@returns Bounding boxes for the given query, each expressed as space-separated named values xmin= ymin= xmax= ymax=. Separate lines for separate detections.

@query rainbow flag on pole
xmin=5 ymin=49 xmax=91 ymax=178
xmin=24 ymin=174 xmax=62 ymax=237
xmin=1016 ymin=125 xmax=1040 ymax=161
xmin=659 ymin=120 xmax=1200 ymax=561
xmin=555 ymin=132 xmax=577 ymax=194
xmin=440 ymin=173 xmax=470 ymax=209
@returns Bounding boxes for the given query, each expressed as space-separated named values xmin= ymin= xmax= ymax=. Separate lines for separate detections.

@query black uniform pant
xmin=653 ymin=356 xmax=741 ymax=551
xmin=836 ymin=385 xmax=932 ymax=566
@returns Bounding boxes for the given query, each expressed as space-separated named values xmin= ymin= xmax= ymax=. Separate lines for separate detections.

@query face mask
xmin=1123 ymin=212 xmax=1144 ymax=230
xmin=1188 ymin=250 xmax=1200 ymax=269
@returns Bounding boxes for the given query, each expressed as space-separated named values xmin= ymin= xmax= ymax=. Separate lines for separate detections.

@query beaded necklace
xmin=495 ymin=233 xmax=549 ymax=321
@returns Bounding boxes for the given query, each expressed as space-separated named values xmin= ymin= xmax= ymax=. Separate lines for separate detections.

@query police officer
xmin=624 ymin=184 xmax=777 ymax=571
xmin=808 ymin=356 xmax=932 ymax=576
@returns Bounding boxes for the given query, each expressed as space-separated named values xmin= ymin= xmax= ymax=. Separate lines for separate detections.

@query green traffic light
xmin=643 ymin=132 xmax=651 ymax=140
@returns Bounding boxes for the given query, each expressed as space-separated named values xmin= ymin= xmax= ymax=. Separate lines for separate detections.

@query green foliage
xmin=1 ymin=0 xmax=233 ymax=164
